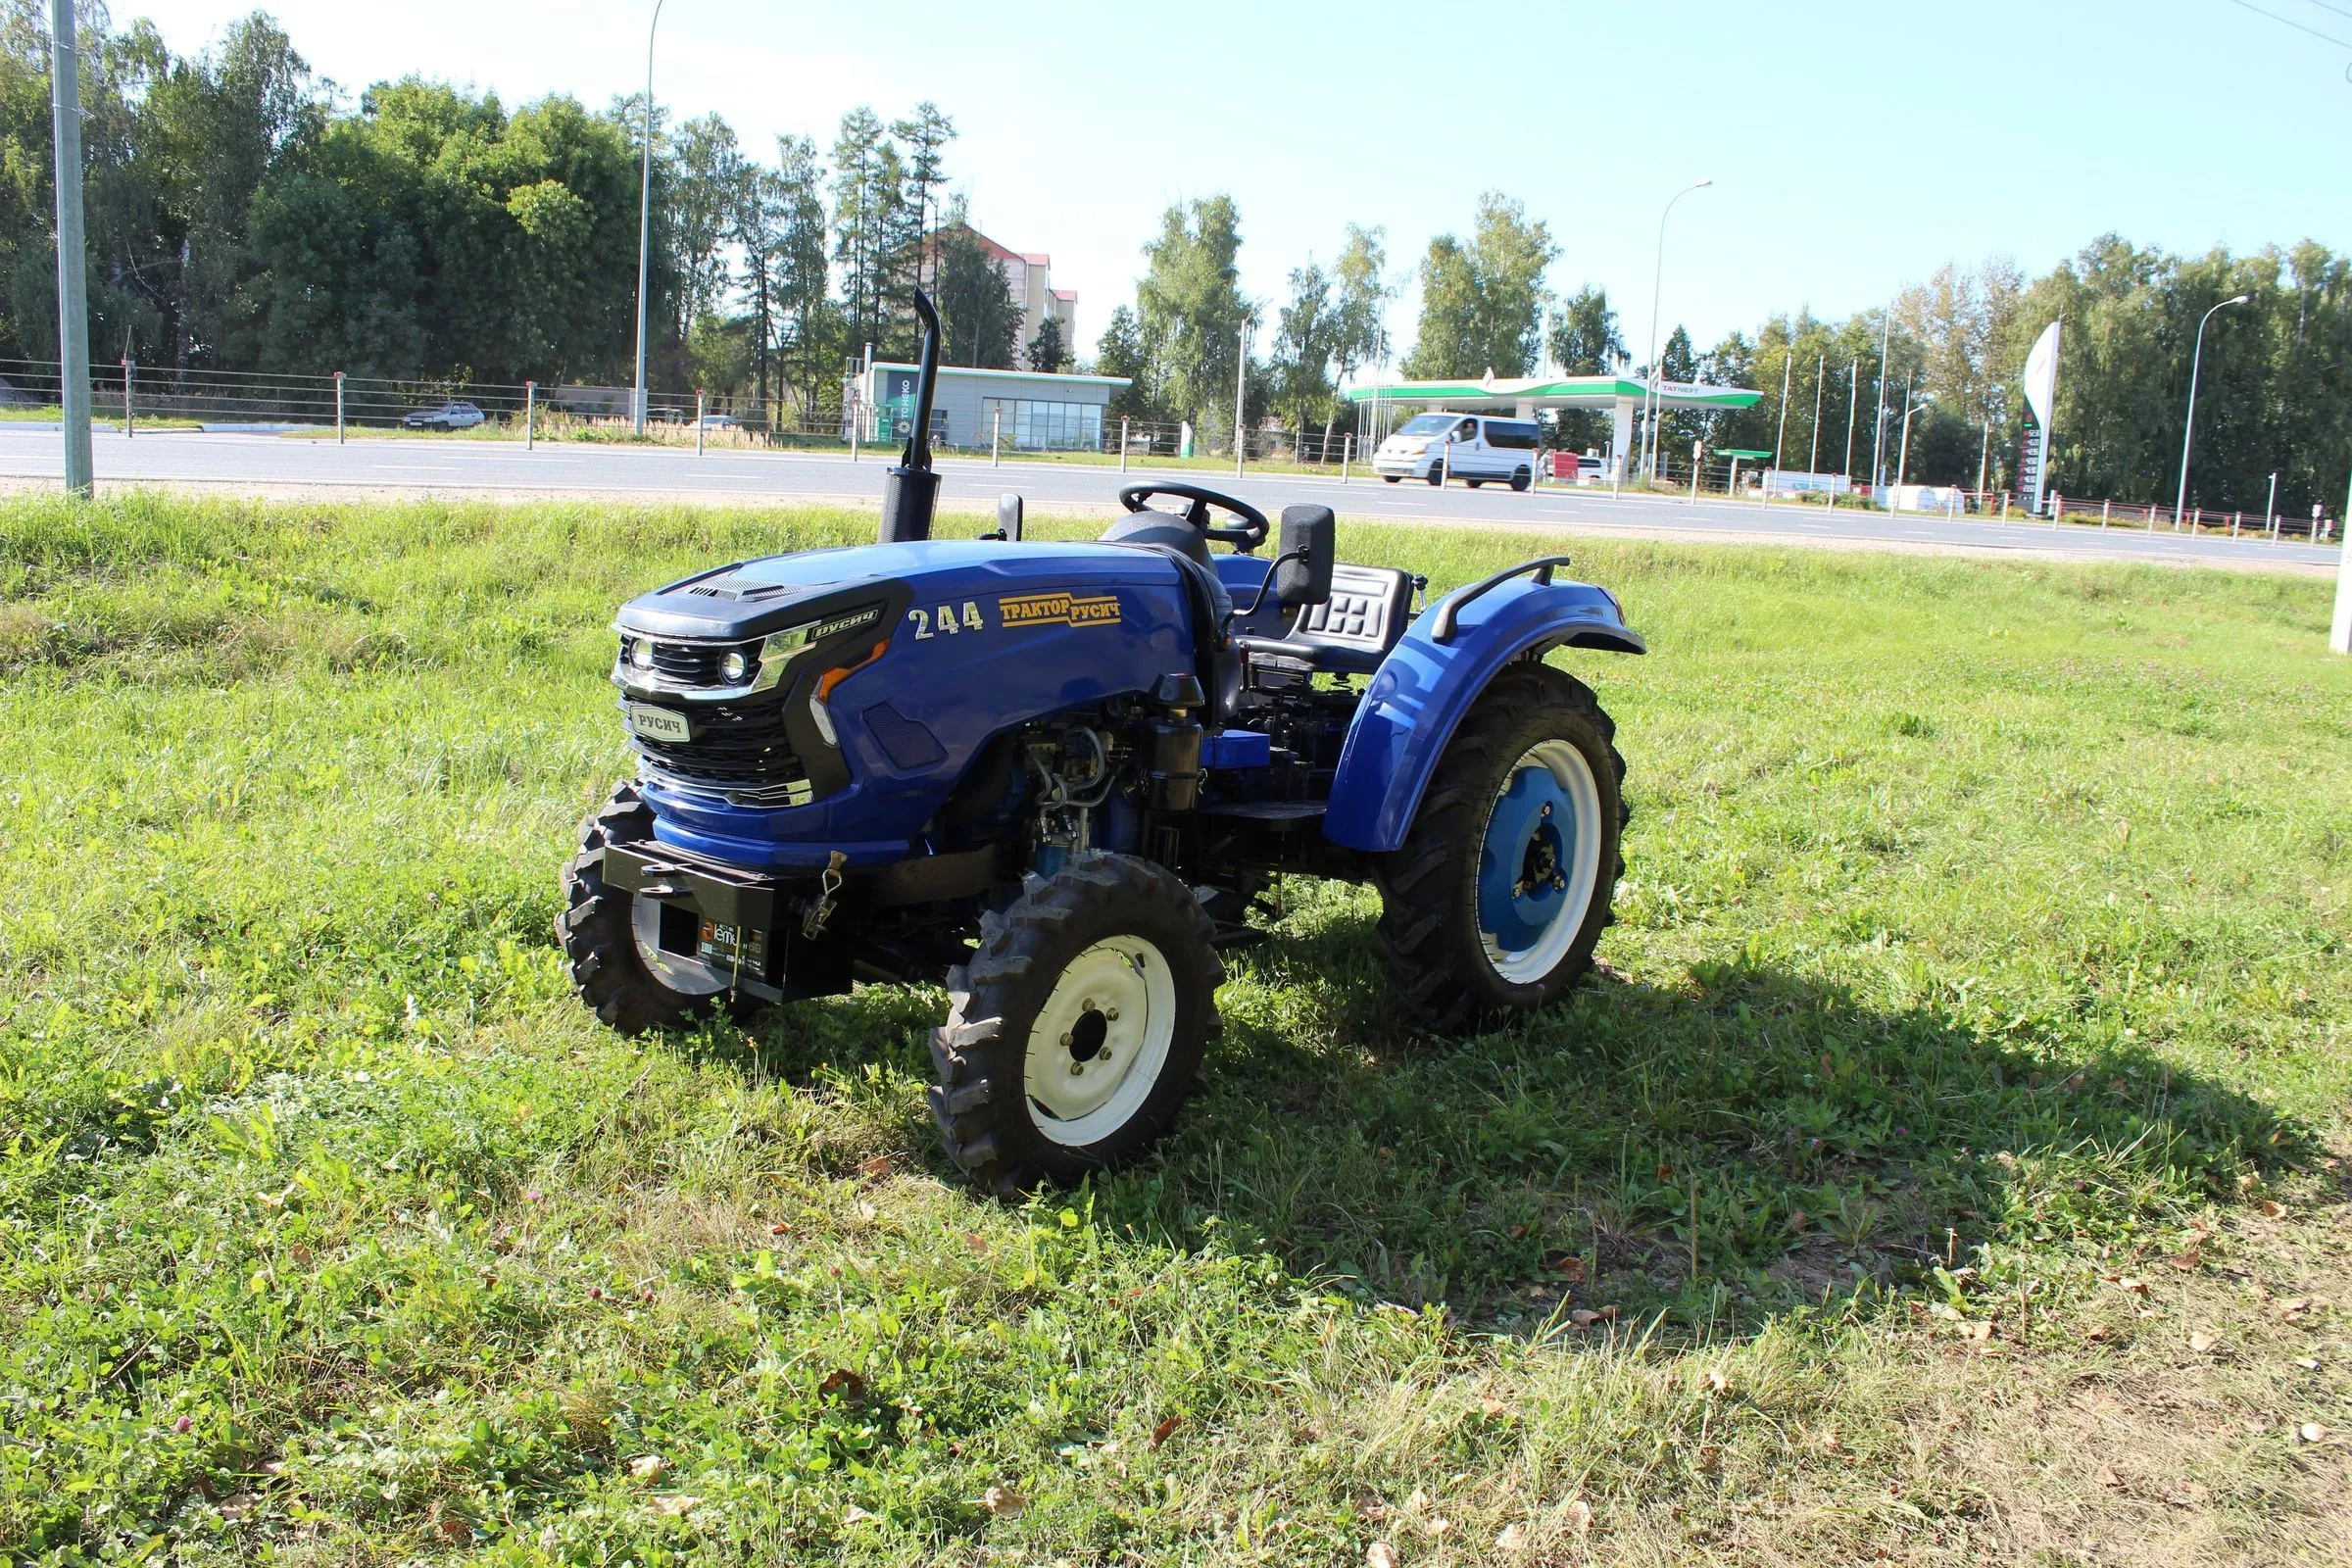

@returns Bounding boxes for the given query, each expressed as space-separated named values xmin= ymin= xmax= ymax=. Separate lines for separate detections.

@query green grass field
xmin=3 ymin=494 xmax=2348 ymax=1565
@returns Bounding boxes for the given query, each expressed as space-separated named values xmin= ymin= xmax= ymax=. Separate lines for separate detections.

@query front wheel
xmin=928 ymin=855 xmax=1223 ymax=1195
xmin=557 ymin=781 xmax=757 ymax=1035
xmin=1375 ymin=664 xmax=1627 ymax=1032
xmin=1383 ymin=474 xmax=1401 ymax=484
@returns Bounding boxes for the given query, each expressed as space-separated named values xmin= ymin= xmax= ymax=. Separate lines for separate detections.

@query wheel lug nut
xmin=1059 ymin=1032 xmax=1073 ymax=1049
xmin=1099 ymin=1049 xmax=1112 ymax=1062
xmin=1081 ymin=998 xmax=1095 ymax=1011
xmin=1105 ymin=1007 xmax=1119 ymax=1021
xmin=1068 ymin=1062 xmax=1084 ymax=1076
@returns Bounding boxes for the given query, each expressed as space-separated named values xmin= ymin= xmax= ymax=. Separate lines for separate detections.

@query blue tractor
xmin=561 ymin=296 xmax=1644 ymax=1194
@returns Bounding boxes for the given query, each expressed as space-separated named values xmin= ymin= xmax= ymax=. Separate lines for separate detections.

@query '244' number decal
xmin=910 ymin=602 xmax=987 ymax=639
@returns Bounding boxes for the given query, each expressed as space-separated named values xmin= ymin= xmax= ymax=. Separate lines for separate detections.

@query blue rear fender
xmin=1321 ymin=574 xmax=1642 ymax=854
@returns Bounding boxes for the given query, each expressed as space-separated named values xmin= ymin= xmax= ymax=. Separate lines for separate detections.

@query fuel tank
xmin=609 ymin=539 xmax=1197 ymax=868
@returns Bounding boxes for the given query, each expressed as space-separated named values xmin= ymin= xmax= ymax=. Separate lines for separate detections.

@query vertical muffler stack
xmin=878 ymin=289 xmax=943 ymax=544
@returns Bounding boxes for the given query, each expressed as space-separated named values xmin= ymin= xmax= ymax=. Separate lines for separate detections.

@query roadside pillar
xmin=2333 ymin=506 xmax=2352 ymax=654
xmin=1342 ymin=433 xmax=1352 ymax=484
xmin=993 ymin=408 xmax=1002 ymax=466
xmin=524 ymin=380 xmax=535 ymax=450
xmin=1119 ymin=416 xmax=1129 ymax=473
xmin=1689 ymin=440 xmax=1702 ymax=505
xmin=122 ymin=357 xmax=132 ymax=438
xmin=334 ymin=370 xmax=345 ymax=444
xmin=696 ymin=390 xmax=706 ymax=455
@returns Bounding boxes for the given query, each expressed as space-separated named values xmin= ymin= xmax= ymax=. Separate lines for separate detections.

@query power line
xmin=2229 ymin=0 xmax=2352 ymax=50
xmin=2302 ymin=0 xmax=2352 ymax=23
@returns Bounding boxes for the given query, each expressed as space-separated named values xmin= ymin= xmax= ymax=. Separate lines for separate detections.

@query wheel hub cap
xmin=1479 ymin=765 xmax=1575 ymax=953
xmin=1024 ymin=937 xmax=1176 ymax=1146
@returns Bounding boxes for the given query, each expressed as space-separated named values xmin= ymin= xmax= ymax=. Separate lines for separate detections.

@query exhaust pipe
xmin=878 ymin=289 xmax=943 ymax=544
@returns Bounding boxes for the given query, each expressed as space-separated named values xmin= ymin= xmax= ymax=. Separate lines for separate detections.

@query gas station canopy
xmin=1343 ymin=373 xmax=1761 ymax=416
xmin=1345 ymin=373 xmax=1761 ymax=480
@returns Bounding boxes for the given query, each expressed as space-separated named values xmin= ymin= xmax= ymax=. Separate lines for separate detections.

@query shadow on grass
xmin=676 ymin=906 xmax=2310 ymax=1338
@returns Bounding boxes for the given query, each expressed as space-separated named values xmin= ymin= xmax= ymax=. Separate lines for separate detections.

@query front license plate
xmin=627 ymin=704 xmax=692 ymax=743
xmin=697 ymin=918 xmax=767 ymax=974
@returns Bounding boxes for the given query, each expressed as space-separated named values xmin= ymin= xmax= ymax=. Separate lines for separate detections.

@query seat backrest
xmin=1287 ymin=564 xmax=1414 ymax=669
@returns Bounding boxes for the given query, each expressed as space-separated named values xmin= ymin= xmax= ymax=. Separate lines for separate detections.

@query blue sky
xmin=127 ymin=0 xmax=2351 ymax=360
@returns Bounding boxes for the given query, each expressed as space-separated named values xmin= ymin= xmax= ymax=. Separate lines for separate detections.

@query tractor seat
xmin=1234 ymin=563 xmax=1416 ymax=679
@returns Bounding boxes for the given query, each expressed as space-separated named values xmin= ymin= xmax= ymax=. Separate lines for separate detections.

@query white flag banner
xmin=2022 ymin=321 xmax=2060 ymax=513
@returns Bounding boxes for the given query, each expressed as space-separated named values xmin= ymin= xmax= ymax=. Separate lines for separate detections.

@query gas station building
xmin=1345 ymin=374 xmax=1761 ymax=479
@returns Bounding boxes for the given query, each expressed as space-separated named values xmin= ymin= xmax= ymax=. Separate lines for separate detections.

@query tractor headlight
xmin=720 ymin=648 xmax=750 ymax=684
xmin=629 ymin=636 xmax=655 ymax=670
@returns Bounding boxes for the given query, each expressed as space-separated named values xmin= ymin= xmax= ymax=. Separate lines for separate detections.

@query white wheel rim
xmin=1024 ymin=935 xmax=1177 ymax=1147
xmin=1479 ymin=739 xmax=1603 ymax=985
xmin=631 ymin=894 xmax=733 ymax=997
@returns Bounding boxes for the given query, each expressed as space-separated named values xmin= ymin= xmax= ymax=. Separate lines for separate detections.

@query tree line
xmin=1153 ymin=180 xmax=2349 ymax=516
xmin=0 ymin=4 xmax=1046 ymax=416
xmin=2 ymin=5 xmax=2342 ymax=509
xmin=1645 ymin=241 xmax=2352 ymax=518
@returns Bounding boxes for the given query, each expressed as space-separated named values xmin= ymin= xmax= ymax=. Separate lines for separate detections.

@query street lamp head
xmin=1694 ymin=178 xmax=1713 ymax=188
xmin=2227 ymin=293 xmax=2250 ymax=306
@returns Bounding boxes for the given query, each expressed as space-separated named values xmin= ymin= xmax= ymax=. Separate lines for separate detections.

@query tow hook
xmin=802 ymin=850 xmax=848 ymax=939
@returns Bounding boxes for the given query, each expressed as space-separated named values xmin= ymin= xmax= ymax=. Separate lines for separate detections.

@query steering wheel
xmin=1117 ymin=482 xmax=1269 ymax=552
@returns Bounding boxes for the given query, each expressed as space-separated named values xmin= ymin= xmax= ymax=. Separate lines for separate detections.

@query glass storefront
xmin=981 ymin=398 xmax=1104 ymax=451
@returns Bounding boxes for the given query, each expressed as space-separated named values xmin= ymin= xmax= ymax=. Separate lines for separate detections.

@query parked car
xmin=1373 ymin=413 xmax=1540 ymax=490
xmin=698 ymin=414 xmax=741 ymax=430
xmin=402 ymin=400 xmax=486 ymax=430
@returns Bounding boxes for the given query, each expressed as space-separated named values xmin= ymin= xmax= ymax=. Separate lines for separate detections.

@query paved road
xmin=1 ymin=425 xmax=2336 ymax=572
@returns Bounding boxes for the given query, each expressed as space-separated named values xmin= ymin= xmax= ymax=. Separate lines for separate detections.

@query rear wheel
xmin=1426 ymin=466 xmax=1444 ymax=486
xmin=1511 ymin=466 xmax=1533 ymax=493
xmin=557 ymin=781 xmax=757 ymax=1035
xmin=1374 ymin=664 xmax=1627 ymax=1032
xmin=928 ymin=855 xmax=1222 ymax=1195
xmin=1383 ymin=474 xmax=1401 ymax=484
xmin=1466 ymin=479 xmax=1486 ymax=489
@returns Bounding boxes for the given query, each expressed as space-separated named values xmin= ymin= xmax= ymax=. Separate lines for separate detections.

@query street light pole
xmin=49 ymin=0 xmax=92 ymax=497
xmin=1641 ymin=178 xmax=1710 ymax=482
xmin=2174 ymin=292 xmax=2250 ymax=529
xmin=631 ymin=0 xmax=667 ymax=437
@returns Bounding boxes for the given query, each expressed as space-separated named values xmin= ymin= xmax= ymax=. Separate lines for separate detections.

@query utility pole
xmin=1894 ymin=375 xmax=1918 ymax=491
xmin=1842 ymin=358 xmax=1857 ymax=485
xmin=1869 ymin=306 xmax=1891 ymax=496
xmin=1772 ymin=352 xmax=1790 ymax=472
xmin=630 ymin=0 xmax=666 ymax=436
xmin=49 ymin=0 xmax=92 ymax=497
xmin=1232 ymin=315 xmax=1250 ymax=479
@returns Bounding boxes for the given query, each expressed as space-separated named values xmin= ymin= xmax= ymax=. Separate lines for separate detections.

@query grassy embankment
xmin=3 ymin=495 xmax=2348 ymax=1564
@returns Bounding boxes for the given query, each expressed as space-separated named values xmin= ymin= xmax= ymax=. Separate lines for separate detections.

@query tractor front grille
xmin=632 ymin=698 xmax=811 ymax=807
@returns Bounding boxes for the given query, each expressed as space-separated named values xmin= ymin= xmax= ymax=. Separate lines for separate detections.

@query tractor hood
xmin=614 ymin=538 xmax=1182 ymax=643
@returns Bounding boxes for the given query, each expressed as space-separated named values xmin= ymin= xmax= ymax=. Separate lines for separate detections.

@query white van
xmin=1373 ymin=413 xmax=1541 ymax=490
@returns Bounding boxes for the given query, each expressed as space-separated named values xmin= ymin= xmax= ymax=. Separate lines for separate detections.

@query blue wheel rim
xmin=1478 ymin=762 xmax=1576 ymax=954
